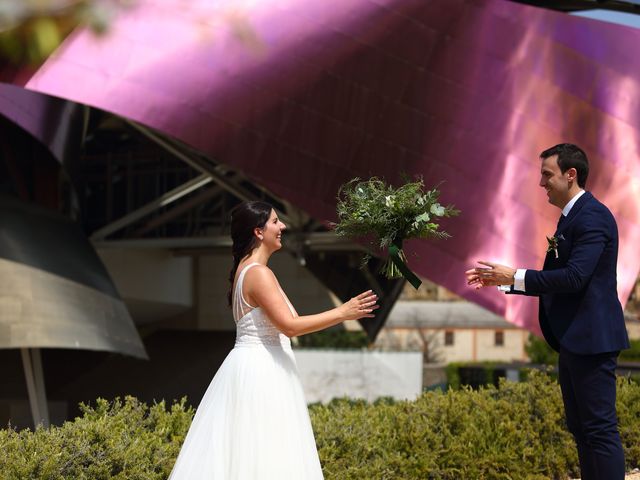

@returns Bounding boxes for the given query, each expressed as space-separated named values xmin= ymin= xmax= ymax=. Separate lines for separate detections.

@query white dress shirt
xmin=508 ymin=189 xmax=585 ymax=293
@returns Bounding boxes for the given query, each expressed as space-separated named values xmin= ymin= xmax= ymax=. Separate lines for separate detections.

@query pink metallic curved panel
xmin=19 ymin=0 xmax=640 ymax=333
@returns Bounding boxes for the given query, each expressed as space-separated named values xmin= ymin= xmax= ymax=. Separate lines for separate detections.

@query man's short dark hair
xmin=540 ymin=143 xmax=589 ymax=188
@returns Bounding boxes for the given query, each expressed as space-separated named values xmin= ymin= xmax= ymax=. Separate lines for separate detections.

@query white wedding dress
xmin=168 ymin=263 xmax=324 ymax=479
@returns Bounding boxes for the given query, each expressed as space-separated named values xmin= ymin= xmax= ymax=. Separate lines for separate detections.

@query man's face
xmin=539 ymin=155 xmax=572 ymax=208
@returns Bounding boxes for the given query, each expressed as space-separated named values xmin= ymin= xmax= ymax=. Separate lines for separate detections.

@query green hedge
xmin=445 ymin=361 xmax=505 ymax=390
xmin=1 ymin=371 xmax=639 ymax=479
xmin=524 ymin=334 xmax=559 ymax=365
xmin=621 ymin=339 xmax=640 ymax=362
xmin=0 ymin=398 xmax=194 ymax=480
xmin=525 ymin=335 xmax=640 ymax=365
xmin=296 ymin=328 xmax=370 ymax=349
xmin=313 ymin=371 xmax=640 ymax=479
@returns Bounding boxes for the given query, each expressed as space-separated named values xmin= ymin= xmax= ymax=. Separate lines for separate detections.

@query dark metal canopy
xmin=510 ymin=0 xmax=640 ymax=15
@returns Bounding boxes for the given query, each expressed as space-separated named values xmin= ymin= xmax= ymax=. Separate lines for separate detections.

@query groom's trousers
xmin=558 ymin=349 xmax=625 ymax=480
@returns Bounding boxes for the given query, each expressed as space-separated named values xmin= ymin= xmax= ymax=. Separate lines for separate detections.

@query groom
xmin=466 ymin=143 xmax=629 ymax=480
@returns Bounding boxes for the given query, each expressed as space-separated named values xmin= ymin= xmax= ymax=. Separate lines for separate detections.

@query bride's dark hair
xmin=227 ymin=201 xmax=273 ymax=307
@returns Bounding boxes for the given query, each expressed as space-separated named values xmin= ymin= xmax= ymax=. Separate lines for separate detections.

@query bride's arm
xmin=245 ymin=265 xmax=378 ymax=337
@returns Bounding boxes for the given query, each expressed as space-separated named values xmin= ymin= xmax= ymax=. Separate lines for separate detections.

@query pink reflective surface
xmin=13 ymin=0 xmax=640 ymax=333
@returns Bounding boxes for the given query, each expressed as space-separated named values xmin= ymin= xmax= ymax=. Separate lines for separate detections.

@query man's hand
xmin=465 ymin=261 xmax=516 ymax=289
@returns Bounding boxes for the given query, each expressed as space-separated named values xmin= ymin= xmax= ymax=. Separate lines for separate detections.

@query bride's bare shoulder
xmin=243 ymin=264 xmax=276 ymax=283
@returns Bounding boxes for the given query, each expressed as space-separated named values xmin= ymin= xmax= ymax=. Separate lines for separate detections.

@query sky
xmin=571 ymin=8 xmax=640 ymax=29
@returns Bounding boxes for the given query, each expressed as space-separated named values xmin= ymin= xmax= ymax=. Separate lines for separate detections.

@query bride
xmin=168 ymin=201 xmax=379 ymax=479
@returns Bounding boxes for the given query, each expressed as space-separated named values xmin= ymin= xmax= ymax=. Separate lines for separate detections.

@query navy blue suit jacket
xmin=511 ymin=192 xmax=629 ymax=355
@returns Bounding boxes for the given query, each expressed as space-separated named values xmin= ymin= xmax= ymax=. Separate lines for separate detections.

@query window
xmin=444 ymin=330 xmax=454 ymax=346
xmin=495 ymin=330 xmax=504 ymax=347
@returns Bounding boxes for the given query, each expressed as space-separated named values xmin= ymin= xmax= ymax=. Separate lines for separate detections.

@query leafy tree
xmin=525 ymin=333 xmax=559 ymax=365
xmin=0 ymin=0 xmax=129 ymax=65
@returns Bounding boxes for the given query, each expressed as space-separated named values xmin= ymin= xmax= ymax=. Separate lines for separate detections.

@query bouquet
xmin=334 ymin=177 xmax=459 ymax=289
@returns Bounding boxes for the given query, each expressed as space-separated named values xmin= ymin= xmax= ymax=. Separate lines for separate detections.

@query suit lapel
xmin=556 ymin=191 xmax=592 ymax=236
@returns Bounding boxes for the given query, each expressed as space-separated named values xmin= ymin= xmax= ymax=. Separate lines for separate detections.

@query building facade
xmin=375 ymin=300 xmax=529 ymax=364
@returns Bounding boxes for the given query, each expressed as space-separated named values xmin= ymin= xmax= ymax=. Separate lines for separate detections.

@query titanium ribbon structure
xmin=3 ymin=0 xmax=640 ymax=335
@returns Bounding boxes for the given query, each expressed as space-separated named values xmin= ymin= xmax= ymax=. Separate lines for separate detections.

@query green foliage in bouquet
xmin=335 ymin=177 xmax=459 ymax=287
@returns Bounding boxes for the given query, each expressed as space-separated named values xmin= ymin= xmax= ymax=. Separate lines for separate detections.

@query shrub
xmin=0 ymin=397 xmax=194 ymax=480
xmin=526 ymin=336 xmax=640 ymax=364
xmin=620 ymin=339 xmax=640 ymax=362
xmin=296 ymin=328 xmax=369 ymax=349
xmin=445 ymin=362 xmax=504 ymax=390
xmin=525 ymin=334 xmax=559 ymax=365
xmin=1 ymin=372 xmax=639 ymax=479
xmin=310 ymin=371 xmax=640 ymax=479
xmin=444 ymin=363 xmax=461 ymax=390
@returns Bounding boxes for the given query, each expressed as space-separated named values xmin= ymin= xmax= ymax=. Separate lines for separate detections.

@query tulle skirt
xmin=168 ymin=343 xmax=324 ymax=479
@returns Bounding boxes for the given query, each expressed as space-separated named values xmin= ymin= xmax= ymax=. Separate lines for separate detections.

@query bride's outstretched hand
xmin=341 ymin=290 xmax=379 ymax=320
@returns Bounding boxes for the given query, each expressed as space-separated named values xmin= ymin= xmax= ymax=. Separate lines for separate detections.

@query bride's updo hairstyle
xmin=227 ymin=201 xmax=273 ymax=307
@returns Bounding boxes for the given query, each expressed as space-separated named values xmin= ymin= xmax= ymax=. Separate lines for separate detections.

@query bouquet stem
xmin=384 ymin=250 xmax=406 ymax=278
xmin=387 ymin=242 xmax=422 ymax=289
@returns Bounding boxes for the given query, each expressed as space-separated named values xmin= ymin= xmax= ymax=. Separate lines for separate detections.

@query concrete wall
xmin=294 ymin=349 xmax=423 ymax=403
xmin=98 ymin=248 xmax=335 ymax=330
xmin=98 ymin=248 xmax=192 ymax=305
xmin=196 ymin=254 xmax=234 ymax=330
xmin=98 ymin=248 xmax=193 ymax=324
xmin=192 ymin=252 xmax=336 ymax=331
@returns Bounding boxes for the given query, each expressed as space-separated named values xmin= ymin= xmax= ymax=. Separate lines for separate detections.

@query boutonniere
xmin=546 ymin=234 xmax=565 ymax=258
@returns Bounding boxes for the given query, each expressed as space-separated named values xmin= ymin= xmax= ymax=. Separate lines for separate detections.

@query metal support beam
xmin=134 ymin=185 xmax=223 ymax=236
xmin=123 ymin=119 xmax=295 ymax=226
xmin=21 ymin=348 xmax=50 ymax=428
xmin=91 ymin=173 xmax=213 ymax=240
xmin=125 ymin=119 xmax=242 ymax=196
xmin=92 ymin=231 xmax=366 ymax=251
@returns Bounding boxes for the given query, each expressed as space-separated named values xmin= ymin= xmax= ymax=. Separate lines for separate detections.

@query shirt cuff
xmin=513 ymin=269 xmax=526 ymax=292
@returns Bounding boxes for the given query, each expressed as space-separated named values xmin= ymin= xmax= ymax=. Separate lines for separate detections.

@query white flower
xmin=385 ymin=195 xmax=395 ymax=208
xmin=430 ymin=203 xmax=445 ymax=216
xmin=415 ymin=212 xmax=430 ymax=223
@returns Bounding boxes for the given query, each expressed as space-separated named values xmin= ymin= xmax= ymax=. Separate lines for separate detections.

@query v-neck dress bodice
xmin=232 ymin=263 xmax=293 ymax=348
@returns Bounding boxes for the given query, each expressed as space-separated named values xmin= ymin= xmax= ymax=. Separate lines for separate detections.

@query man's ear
xmin=566 ymin=167 xmax=578 ymax=182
